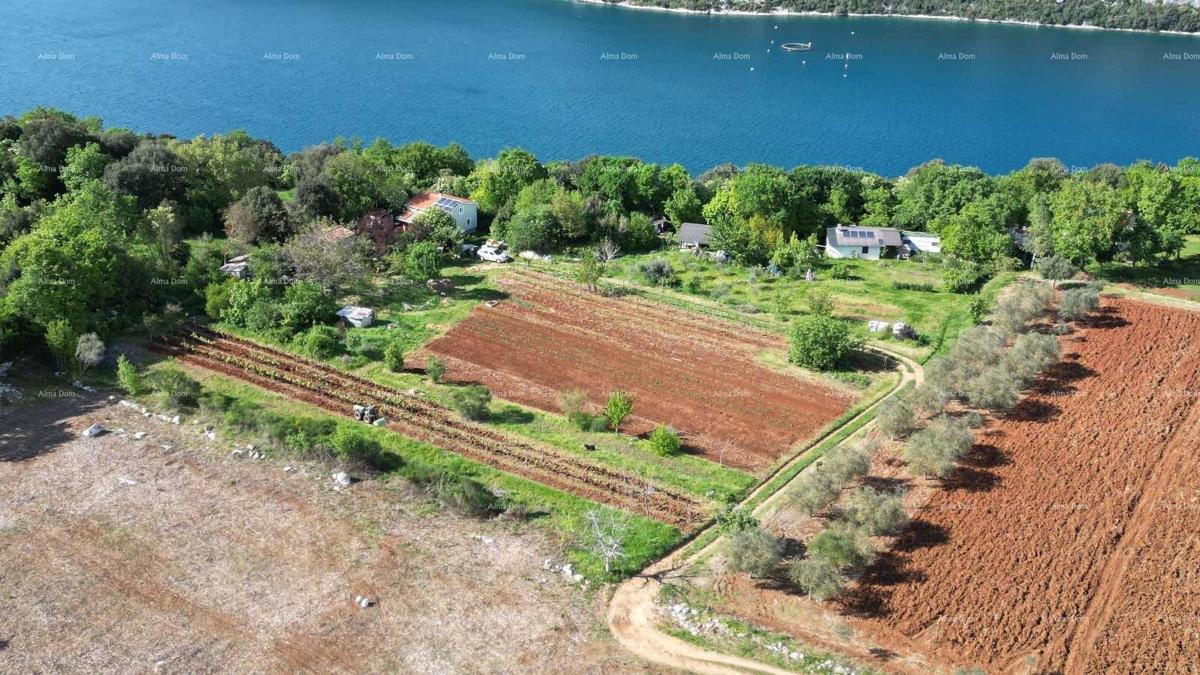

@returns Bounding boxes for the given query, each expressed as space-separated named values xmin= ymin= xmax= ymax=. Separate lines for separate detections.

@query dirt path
xmin=607 ymin=346 xmax=922 ymax=674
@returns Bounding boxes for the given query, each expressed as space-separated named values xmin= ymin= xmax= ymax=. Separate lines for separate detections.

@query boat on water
xmin=780 ymin=42 xmax=812 ymax=52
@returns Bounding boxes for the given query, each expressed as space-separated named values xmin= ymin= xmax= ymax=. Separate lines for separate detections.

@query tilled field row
xmin=156 ymin=327 xmax=707 ymax=530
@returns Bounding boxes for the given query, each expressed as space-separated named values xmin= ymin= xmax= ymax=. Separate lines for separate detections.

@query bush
xmin=828 ymin=262 xmax=851 ymax=280
xmin=942 ymin=266 xmax=981 ymax=293
xmin=604 ymin=389 xmax=634 ymax=432
xmin=908 ymin=381 xmax=951 ymax=417
xmin=877 ymin=396 xmax=918 ymax=439
xmin=968 ymin=294 xmax=989 ymax=324
xmin=787 ymin=556 xmax=845 ymax=602
xmin=383 ymin=340 xmax=405 ymax=372
xmin=74 ymin=333 xmax=105 ymax=375
xmin=401 ymin=240 xmax=443 ymax=281
xmin=788 ymin=314 xmax=857 ymax=371
xmin=1036 ymin=255 xmax=1077 ymax=285
xmin=560 ymin=389 xmax=608 ymax=432
xmin=278 ymin=281 xmax=335 ymax=334
xmin=44 ymin=319 xmax=78 ymax=374
xmin=648 ymin=425 xmax=682 ymax=456
xmin=844 ymin=487 xmax=910 ymax=536
xmin=805 ymin=287 xmax=834 ymax=316
xmin=450 ymin=385 xmax=491 ymax=421
xmin=296 ymin=325 xmax=341 ymax=359
xmin=116 ymin=354 xmax=144 ymax=395
xmin=329 ymin=425 xmax=384 ymax=468
xmin=891 ymin=281 xmax=936 ymax=293
xmin=426 ymin=356 xmax=446 ymax=383
xmin=637 ymin=260 xmax=675 ymax=287
xmin=430 ymin=473 xmax=500 ymax=518
xmin=1059 ymin=287 xmax=1100 ymax=321
xmin=150 ymin=366 xmax=201 ymax=409
xmin=720 ymin=527 xmax=782 ymax=578
xmin=904 ymin=415 xmax=975 ymax=478
xmin=715 ymin=504 xmax=759 ymax=533
xmin=807 ymin=526 xmax=875 ymax=573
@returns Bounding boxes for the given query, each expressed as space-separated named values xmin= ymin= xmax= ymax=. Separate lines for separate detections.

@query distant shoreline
xmin=572 ymin=0 xmax=1200 ymax=37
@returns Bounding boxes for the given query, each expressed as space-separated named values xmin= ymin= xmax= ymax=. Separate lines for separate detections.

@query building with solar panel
xmin=398 ymin=192 xmax=479 ymax=234
xmin=824 ymin=225 xmax=941 ymax=260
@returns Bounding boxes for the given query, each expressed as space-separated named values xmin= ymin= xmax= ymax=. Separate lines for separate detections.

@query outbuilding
xmin=336 ymin=306 xmax=375 ymax=328
xmin=398 ymin=192 xmax=478 ymax=234
xmin=678 ymin=222 xmax=712 ymax=250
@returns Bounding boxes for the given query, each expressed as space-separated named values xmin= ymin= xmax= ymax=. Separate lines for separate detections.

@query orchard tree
xmin=604 ymin=389 xmax=634 ymax=432
xmin=1048 ymin=178 xmax=1127 ymax=263
xmin=1036 ymin=255 xmax=1077 ymax=286
xmin=903 ymin=415 xmax=975 ymax=478
xmin=788 ymin=556 xmax=845 ymax=601
xmin=721 ymin=526 xmax=782 ymax=578
xmin=845 ymin=487 xmax=910 ymax=536
xmin=788 ymin=314 xmax=856 ymax=371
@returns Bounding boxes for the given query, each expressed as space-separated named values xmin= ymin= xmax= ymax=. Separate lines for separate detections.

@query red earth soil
xmin=424 ymin=272 xmax=855 ymax=472
xmin=846 ymin=299 xmax=1200 ymax=673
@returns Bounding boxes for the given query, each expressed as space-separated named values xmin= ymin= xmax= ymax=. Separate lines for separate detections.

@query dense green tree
xmin=895 ymin=160 xmax=994 ymax=232
xmin=400 ymin=240 xmax=443 ymax=281
xmin=506 ymin=204 xmax=557 ymax=253
xmin=223 ymin=186 xmax=292 ymax=244
xmin=60 ymin=142 xmax=113 ymax=193
xmin=470 ymin=148 xmax=547 ymax=214
xmin=788 ymin=314 xmax=856 ymax=371
xmin=102 ymin=140 xmax=187 ymax=209
xmin=1048 ymin=178 xmax=1126 ymax=263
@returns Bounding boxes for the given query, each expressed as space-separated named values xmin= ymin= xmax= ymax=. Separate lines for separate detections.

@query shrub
xmin=74 ymin=333 xmax=105 ymax=375
xmin=604 ymin=389 xmax=634 ymax=432
xmin=963 ymin=366 xmax=1021 ymax=411
xmin=876 ymin=397 xmax=918 ymax=439
xmin=450 ymin=385 xmax=491 ymax=421
xmin=828 ymin=262 xmax=851 ymax=280
xmin=383 ymin=340 xmax=405 ymax=372
xmin=908 ymin=381 xmax=951 ymax=417
xmin=116 ymin=354 xmax=144 ymax=396
xmin=844 ymin=487 xmax=910 ymax=536
xmin=788 ymin=556 xmax=846 ymax=601
xmin=329 ymin=425 xmax=383 ymax=468
xmin=942 ymin=266 xmax=981 ymax=293
xmin=720 ymin=527 xmax=782 ymax=578
xmin=648 ymin=425 xmax=682 ymax=456
xmin=278 ymin=281 xmax=335 ymax=334
xmin=968 ymin=294 xmax=989 ymax=324
xmin=150 ymin=366 xmax=200 ymax=409
xmin=44 ymin=319 xmax=78 ymax=374
xmin=401 ymin=240 xmax=443 ymax=281
xmin=1036 ymin=255 xmax=1077 ymax=285
xmin=807 ymin=526 xmax=875 ymax=573
xmin=715 ymin=505 xmax=759 ymax=533
xmin=904 ymin=415 xmax=975 ymax=478
xmin=788 ymin=314 xmax=857 ymax=371
xmin=891 ymin=281 xmax=936 ymax=293
xmin=1059 ymin=287 xmax=1100 ymax=321
xmin=637 ymin=260 xmax=675 ymax=287
xmin=296 ymin=325 xmax=341 ymax=359
xmin=805 ymin=287 xmax=834 ymax=316
xmin=204 ymin=278 xmax=238 ymax=319
xmin=426 ymin=356 xmax=446 ymax=383
xmin=430 ymin=473 xmax=500 ymax=518
xmin=560 ymin=389 xmax=607 ymax=432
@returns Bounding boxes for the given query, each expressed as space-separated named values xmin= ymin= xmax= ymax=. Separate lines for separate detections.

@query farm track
xmin=154 ymin=326 xmax=706 ymax=530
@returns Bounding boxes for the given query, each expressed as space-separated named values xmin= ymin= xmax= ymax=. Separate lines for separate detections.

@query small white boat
xmin=780 ymin=42 xmax=812 ymax=52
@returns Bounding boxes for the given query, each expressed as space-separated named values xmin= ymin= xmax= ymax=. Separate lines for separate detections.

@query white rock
xmin=246 ymin=444 xmax=255 ymax=451
xmin=205 ymin=431 xmax=217 ymax=440
xmin=82 ymin=423 xmax=105 ymax=438
xmin=358 ymin=597 xmax=373 ymax=608
xmin=372 ymin=418 xmax=387 ymax=426
xmin=170 ymin=415 xmax=180 ymax=425
xmin=332 ymin=472 xmax=351 ymax=487
xmin=119 ymin=399 xmax=135 ymax=407
xmin=133 ymin=432 xmax=147 ymax=440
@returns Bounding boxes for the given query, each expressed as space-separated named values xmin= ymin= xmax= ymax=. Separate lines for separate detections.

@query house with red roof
xmin=398 ymin=192 xmax=478 ymax=234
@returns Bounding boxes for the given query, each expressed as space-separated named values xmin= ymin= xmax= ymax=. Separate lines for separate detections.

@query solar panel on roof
xmin=863 ymin=230 xmax=875 ymax=238
xmin=848 ymin=230 xmax=859 ymax=238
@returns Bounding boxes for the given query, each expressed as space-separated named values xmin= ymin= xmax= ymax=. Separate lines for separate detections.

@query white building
xmin=900 ymin=231 xmax=942 ymax=257
xmin=824 ymin=226 xmax=904 ymax=260
xmin=398 ymin=192 xmax=478 ymax=233
xmin=336 ymin=306 xmax=375 ymax=328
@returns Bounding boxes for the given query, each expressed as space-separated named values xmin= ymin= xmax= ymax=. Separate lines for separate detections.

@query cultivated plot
xmin=425 ymin=271 xmax=855 ymax=472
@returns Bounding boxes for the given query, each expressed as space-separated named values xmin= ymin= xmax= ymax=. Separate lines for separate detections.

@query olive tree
xmin=877 ymin=396 xmax=919 ymax=439
xmin=788 ymin=556 xmax=845 ymax=601
xmin=807 ymin=525 xmax=875 ymax=573
xmin=720 ymin=526 xmax=782 ymax=578
xmin=904 ymin=415 xmax=975 ymax=479
xmin=1059 ymin=287 xmax=1100 ymax=321
xmin=1036 ymin=255 xmax=1077 ymax=286
xmin=844 ymin=487 xmax=910 ymax=536
xmin=1005 ymin=332 xmax=1062 ymax=382
xmin=964 ymin=365 xmax=1022 ymax=411
xmin=73 ymin=332 xmax=105 ymax=375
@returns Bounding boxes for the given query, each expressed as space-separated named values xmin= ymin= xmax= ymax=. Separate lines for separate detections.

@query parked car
xmin=477 ymin=240 xmax=512 ymax=263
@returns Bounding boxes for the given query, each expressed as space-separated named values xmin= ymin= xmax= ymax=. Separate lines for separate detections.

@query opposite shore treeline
xmin=579 ymin=0 xmax=1200 ymax=34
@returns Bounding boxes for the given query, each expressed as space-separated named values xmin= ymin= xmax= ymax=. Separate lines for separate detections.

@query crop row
xmin=161 ymin=326 xmax=707 ymax=529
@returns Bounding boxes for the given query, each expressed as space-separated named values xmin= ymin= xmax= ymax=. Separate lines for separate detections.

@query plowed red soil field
xmin=424 ymin=272 xmax=855 ymax=472
xmin=849 ymin=299 xmax=1200 ymax=673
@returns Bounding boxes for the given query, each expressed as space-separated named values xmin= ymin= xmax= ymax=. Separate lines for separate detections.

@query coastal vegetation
xmin=595 ymin=0 xmax=1200 ymax=33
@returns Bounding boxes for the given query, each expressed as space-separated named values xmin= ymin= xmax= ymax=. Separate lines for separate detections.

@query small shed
xmin=678 ymin=222 xmax=712 ymax=249
xmin=220 ymin=254 xmax=251 ymax=279
xmin=336 ymin=306 xmax=375 ymax=328
xmin=652 ymin=217 xmax=673 ymax=234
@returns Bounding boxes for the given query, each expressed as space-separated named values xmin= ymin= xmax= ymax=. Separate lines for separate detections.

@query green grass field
xmin=1095 ymin=234 xmax=1200 ymax=304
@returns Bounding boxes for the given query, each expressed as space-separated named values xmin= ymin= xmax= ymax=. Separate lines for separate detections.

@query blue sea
xmin=2 ymin=0 xmax=1198 ymax=174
